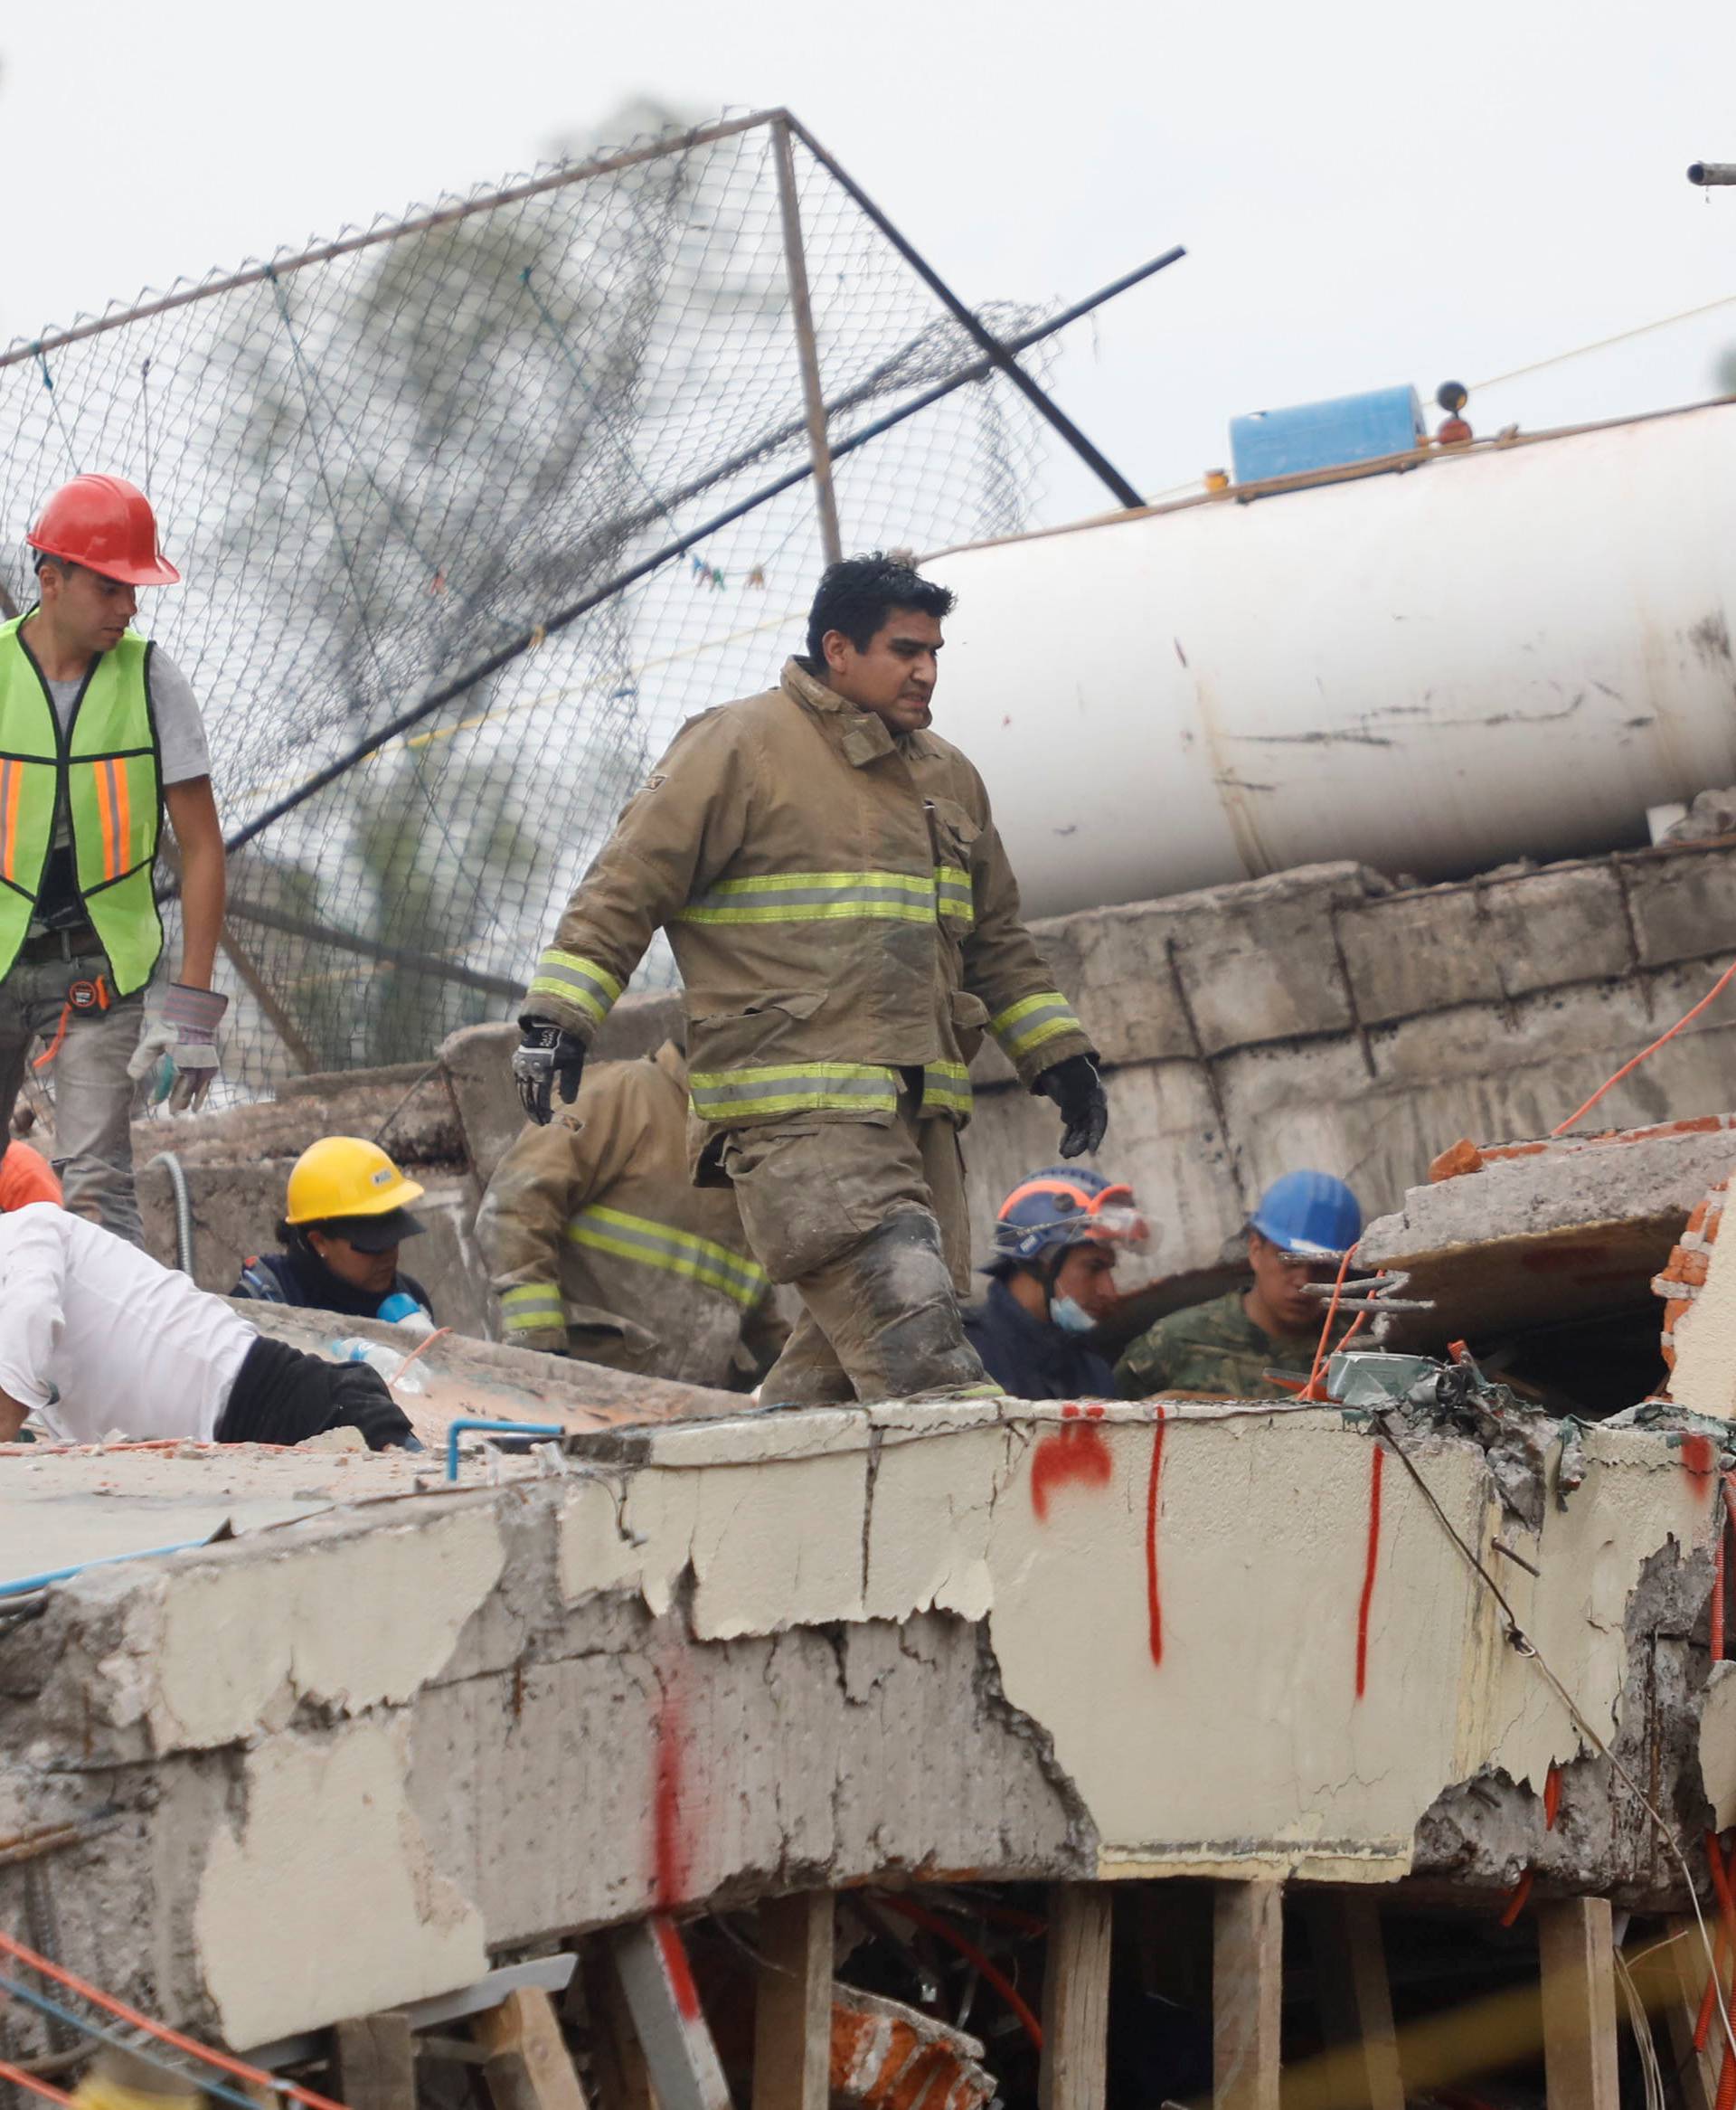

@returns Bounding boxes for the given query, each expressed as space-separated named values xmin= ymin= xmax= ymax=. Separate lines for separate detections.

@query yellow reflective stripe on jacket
xmin=526 ymin=948 xmax=622 ymax=1026
xmin=688 ymin=1061 xmax=899 ymax=1121
xmin=934 ymin=865 xmax=974 ymax=927
xmin=991 ymin=990 xmax=1085 ymax=1061
xmin=677 ymin=869 xmax=936 ymax=926
xmin=923 ymin=1059 xmax=973 ymax=1117
xmin=567 ymin=1203 xmax=769 ymax=1310
xmin=500 ymin=1282 xmax=565 ymax=1331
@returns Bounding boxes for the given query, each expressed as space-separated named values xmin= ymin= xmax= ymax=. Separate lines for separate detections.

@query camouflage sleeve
xmin=1114 ymin=1322 xmax=1174 ymax=1399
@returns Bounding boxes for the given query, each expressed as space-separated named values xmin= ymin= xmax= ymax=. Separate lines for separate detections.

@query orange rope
xmin=0 ymin=2062 xmax=72 ymax=2106
xmin=0 ymin=1931 xmax=348 ymax=2110
xmin=1551 ymin=957 xmax=1736 ymax=1136
xmin=1301 ymin=1247 xmax=1359 ymax=1401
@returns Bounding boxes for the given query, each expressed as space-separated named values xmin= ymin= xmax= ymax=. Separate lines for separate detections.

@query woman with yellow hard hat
xmin=231 ymin=1136 xmax=435 ymax=1324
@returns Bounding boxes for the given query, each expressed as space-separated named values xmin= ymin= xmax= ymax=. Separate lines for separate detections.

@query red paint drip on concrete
xmin=1029 ymin=1423 xmax=1112 ymax=1521
xmin=653 ymin=1916 xmax=702 ymax=2022
xmin=1355 ymin=1443 xmax=1384 ymax=1700
xmin=1145 ymin=1407 xmax=1167 ymax=1667
xmin=653 ymin=1686 xmax=689 ymax=1907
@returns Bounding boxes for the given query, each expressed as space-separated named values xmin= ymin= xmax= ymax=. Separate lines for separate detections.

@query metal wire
xmin=0 ymin=112 xmax=1066 ymax=1097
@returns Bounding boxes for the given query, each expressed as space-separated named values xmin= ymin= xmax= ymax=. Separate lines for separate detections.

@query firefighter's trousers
xmin=720 ymin=1086 xmax=994 ymax=1406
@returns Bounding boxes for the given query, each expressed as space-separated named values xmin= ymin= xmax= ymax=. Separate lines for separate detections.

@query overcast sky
xmin=5 ymin=0 xmax=1736 ymax=525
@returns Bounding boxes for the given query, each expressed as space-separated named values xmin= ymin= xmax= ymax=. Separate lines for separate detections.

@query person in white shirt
xmin=0 ymin=1205 xmax=419 ymax=1450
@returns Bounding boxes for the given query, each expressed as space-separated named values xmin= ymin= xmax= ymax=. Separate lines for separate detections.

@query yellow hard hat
xmin=284 ymin=1136 xmax=425 ymax=1226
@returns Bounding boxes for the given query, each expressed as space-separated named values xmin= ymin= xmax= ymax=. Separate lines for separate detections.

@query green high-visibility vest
xmin=0 ymin=615 xmax=164 ymax=996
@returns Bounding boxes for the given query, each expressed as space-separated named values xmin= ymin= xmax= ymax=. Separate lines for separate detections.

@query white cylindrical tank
xmin=926 ymin=400 xmax=1736 ymax=918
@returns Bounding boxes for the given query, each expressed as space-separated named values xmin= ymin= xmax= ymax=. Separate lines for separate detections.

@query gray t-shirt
xmin=42 ymin=649 xmax=211 ymax=790
xmin=33 ymin=648 xmax=211 ymax=932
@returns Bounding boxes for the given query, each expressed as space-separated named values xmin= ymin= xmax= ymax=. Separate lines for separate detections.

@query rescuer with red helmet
xmin=0 ymin=475 xmax=228 ymax=1244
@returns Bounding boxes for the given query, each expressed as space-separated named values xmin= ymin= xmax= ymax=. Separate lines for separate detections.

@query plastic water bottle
xmin=375 ymin=1292 xmax=435 ymax=1337
xmin=326 ymin=1337 xmax=426 ymax=1397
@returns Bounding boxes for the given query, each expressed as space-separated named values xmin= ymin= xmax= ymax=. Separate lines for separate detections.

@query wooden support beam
xmin=1648 ymin=1916 xmax=1720 ymax=2110
xmin=611 ymin=1916 xmax=732 ymax=2110
xmin=1213 ymin=1879 xmax=1283 ymax=2110
xmin=332 ymin=2013 xmax=417 ymax=2110
xmin=1038 ymin=1882 xmax=1112 ymax=2110
xmin=1297 ymin=1892 xmax=1403 ymax=2110
xmin=1537 ymin=1896 xmax=1618 ymax=2110
xmin=751 ymin=1892 xmax=833 ymax=2110
xmin=474 ymin=1987 xmax=592 ymax=2110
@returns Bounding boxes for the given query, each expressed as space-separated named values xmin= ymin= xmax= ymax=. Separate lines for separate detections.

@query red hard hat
xmin=27 ymin=474 xmax=180 ymax=586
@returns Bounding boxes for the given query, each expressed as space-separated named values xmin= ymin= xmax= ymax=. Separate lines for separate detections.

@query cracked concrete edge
xmin=1363 ymin=1123 xmax=1736 ymax=1263
xmin=2 ymin=1405 xmax=1725 ymax=2045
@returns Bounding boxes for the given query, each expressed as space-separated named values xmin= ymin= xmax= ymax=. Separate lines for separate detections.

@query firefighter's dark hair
xmin=806 ymin=552 xmax=954 ymax=666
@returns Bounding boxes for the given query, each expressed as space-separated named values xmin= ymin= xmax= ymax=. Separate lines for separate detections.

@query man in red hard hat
xmin=0 ymin=474 xmax=228 ymax=1244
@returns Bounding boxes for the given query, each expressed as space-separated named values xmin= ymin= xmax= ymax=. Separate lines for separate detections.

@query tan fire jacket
xmin=524 ymin=659 xmax=1092 ymax=1149
xmin=476 ymin=1041 xmax=787 ymax=1386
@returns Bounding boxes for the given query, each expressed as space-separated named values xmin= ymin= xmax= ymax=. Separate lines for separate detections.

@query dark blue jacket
xmin=962 ymin=1278 xmax=1116 ymax=1401
xmin=231 ymin=1247 xmax=434 ymax=1324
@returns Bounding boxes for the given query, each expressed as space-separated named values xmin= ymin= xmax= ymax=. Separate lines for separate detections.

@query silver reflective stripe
xmin=687 ymin=1063 xmax=899 ymax=1120
xmin=934 ymin=866 xmax=974 ymax=923
xmin=991 ymin=991 xmax=1082 ymax=1058
xmin=500 ymin=1282 xmax=564 ymax=1330
xmin=567 ymin=1204 xmax=769 ymax=1309
xmin=525 ymin=949 xmax=622 ymax=1026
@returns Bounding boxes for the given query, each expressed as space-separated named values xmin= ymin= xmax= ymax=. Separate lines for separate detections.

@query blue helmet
xmin=1249 ymin=1170 xmax=1362 ymax=1262
xmin=988 ymin=1165 xmax=1147 ymax=1271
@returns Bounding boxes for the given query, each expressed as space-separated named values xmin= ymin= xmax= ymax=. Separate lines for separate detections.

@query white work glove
xmin=127 ymin=983 xmax=229 ymax=1112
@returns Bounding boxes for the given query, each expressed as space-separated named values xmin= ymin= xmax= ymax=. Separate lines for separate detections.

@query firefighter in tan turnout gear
xmin=514 ymin=554 xmax=1108 ymax=1406
xmin=476 ymin=1038 xmax=788 ymax=1389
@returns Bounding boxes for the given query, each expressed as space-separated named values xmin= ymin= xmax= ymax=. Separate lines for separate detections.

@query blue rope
xmin=0 ymin=1972 xmax=273 ymax=2110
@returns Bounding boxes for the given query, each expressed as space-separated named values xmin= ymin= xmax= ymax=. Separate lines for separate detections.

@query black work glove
xmin=513 ymin=1017 xmax=586 ymax=1126
xmin=1036 ymin=1053 xmax=1109 ymax=1159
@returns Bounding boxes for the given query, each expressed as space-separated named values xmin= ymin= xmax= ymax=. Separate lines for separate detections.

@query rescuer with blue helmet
xmin=963 ymin=1166 xmax=1148 ymax=1399
xmin=1115 ymin=1170 xmax=1362 ymax=1401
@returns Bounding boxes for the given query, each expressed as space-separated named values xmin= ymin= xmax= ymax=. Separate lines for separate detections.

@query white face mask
xmin=1050 ymin=1293 xmax=1096 ymax=1335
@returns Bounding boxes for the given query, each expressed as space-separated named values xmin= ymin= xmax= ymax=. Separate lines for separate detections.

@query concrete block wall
xmin=127 ymin=837 xmax=1736 ymax=1315
xmin=962 ymin=841 xmax=1736 ymax=1275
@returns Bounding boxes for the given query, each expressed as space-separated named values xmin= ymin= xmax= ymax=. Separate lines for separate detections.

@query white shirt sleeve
xmin=0 ymin=1206 xmax=69 ymax=1410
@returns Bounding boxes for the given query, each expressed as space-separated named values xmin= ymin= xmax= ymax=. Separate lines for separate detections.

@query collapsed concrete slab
xmin=1360 ymin=1115 xmax=1736 ymax=1344
xmin=1 ymin=1397 xmax=1721 ymax=2049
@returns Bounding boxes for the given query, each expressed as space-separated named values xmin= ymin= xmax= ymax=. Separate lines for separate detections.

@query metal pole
xmin=221 ymin=244 xmax=1186 ymax=856
xmin=1689 ymin=163 xmax=1736 ymax=185
xmin=783 ymin=114 xmax=1157 ymax=512
xmin=773 ymin=118 xmax=843 ymax=567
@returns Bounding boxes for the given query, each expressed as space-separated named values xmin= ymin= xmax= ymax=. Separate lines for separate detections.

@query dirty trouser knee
xmin=722 ymin=1108 xmax=992 ymax=1405
xmin=0 ymin=955 xmax=146 ymax=1245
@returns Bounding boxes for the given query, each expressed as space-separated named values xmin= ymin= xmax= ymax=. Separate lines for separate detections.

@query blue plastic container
xmin=1229 ymin=386 xmax=1424 ymax=485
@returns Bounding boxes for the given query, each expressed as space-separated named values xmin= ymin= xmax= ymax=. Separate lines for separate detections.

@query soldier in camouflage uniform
xmin=1117 ymin=1170 xmax=1363 ymax=1401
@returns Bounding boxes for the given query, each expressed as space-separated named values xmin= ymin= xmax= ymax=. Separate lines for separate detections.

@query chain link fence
xmin=0 ymin=110 xmax=1064 ymax=1098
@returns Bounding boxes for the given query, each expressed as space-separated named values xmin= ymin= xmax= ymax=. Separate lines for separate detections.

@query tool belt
xmin=17 ymin=923 xmax=102 ymax=967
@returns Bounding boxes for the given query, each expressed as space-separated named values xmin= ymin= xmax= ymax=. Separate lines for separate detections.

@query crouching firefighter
xmin=478 ymin=1038 xmax=787 ymax=1387
xmin=0 ymin=476 xmax=228 ymax=1246
xmin=513 ymin=553 xmax=1107 ymax=1407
